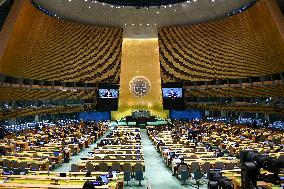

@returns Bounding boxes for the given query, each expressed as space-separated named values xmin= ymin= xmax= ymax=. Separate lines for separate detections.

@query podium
xmin=125 ymin=110 xmax=156 ymax=125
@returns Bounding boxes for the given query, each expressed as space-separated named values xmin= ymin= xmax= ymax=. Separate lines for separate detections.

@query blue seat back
xmin=180 ymin=170 xmax=189 ymax=180
xmin=124 ymin=171 xmax=131 ymax=181
xmin=135 ymin=171 xmax=143 ymax=181
xmin=193 ymin=169 xmax=203 ymax=180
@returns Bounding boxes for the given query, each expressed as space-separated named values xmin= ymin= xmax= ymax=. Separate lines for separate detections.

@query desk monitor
xmin=91 ymin=181 xmax=103 ymax=186
xmin=2 ymin=171 xmax=12 ymax=175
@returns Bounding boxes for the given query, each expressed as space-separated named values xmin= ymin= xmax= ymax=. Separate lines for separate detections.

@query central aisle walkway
xmin=125 ymin=129 xmax=207 ymax=189
xmin=140 ymin=129 xmax=184 ymax=189
xmin=136 ymin=129 xmax=207 ymax=189
xmin=52 ymin=126 xmax=208 ymax=188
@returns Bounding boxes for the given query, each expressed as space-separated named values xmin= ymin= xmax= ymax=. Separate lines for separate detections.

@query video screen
xmin=99 ymin=89 xmax=119 ymax=98
xmin=162 ymin=88 xmax=183 ymax=98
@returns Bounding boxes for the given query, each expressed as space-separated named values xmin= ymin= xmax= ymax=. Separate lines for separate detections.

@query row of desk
xmin=0 ymin=121 xmax=114 ymax=188
xmin=147 ymin=121 xmax=284 ymax=188
xmin=76 ymin=126 xmax=145 ymax=172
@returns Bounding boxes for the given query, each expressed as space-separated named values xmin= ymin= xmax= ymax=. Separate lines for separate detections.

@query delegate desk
xmin=221 ymin=169 xmax=283 ymax=189
xmin=0 ymin=171 xmax=123 ymax=189
xmin=170 ymin=157 xmax=239 ymax=172
xmin=0 ymin=156 xmax=49 ymax=170
xmin=93 ymin=149 xmax=144 ymax=154
xmin=78 ymin=160 xmax=145 ymax=171
xmin=14 ymin=151 xmax=63 ymax=164
xmin=83 ymin=154 xmax=144 ymax=160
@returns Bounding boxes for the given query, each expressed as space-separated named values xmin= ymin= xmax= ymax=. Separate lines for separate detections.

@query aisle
xmin=126 ymin=129 xmax=207 ymax=189
xmin=52 ymin=130 xmax=110 ymax=172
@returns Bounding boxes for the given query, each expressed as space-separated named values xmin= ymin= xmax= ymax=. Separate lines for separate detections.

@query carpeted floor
xmin=124 ymin=129 xmax=208 ymax=189
xmin=52 ymin=126 xmax=208 ymax=188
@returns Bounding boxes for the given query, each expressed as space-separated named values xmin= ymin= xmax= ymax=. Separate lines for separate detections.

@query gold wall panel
xmin=112 ymin=38 xmax=168 ymax=120
xmin=159 ymin=0 xmax=284 ymax=82
xmin=0 ymin=0 xmax=122 ymax=83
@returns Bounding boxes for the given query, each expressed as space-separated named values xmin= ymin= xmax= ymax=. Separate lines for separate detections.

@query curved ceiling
xmin=96 ymin=0 xmax=187 ymax=7
xmin=33 ymin=0 xmax=254 ymax=37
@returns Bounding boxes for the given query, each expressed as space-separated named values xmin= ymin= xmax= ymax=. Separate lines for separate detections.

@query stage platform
xmin=117 ymin=120 xmax=168 ymax=126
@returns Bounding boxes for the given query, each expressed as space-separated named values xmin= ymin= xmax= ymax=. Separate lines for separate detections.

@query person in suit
xmin=103 ymin=89 xmax=113 ymax=98
xmin=167 ymin=89 xmax=178 ymax=98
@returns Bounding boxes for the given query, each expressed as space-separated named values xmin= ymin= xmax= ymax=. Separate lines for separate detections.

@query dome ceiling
xmin=32 ymin=0 xmax=255 ymax=37
xmin=96 ymin=0 xmax=187 ymax=7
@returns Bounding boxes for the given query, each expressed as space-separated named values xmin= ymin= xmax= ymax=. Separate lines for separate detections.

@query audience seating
xmin=1 ymin=2 xmax=123 ymax=84
xmin=184 ymin=84 xmax=284 ymax=98
xmin=185 ymin=103 xmax=284 ymax=115
xmin=0 ymin=86 xmax=96 ymax=101
xmin=76 ymin=126 xmax=145 ymax=174
xmin=147 ymin=120 xmax=284 ymax=186
xmin=0 ymin=121 xmax=126 ymax=188
xmin=0 ymin=122 xmax=107 ymax=172
xmin=0 ymin=105 xmax=85 ymax=120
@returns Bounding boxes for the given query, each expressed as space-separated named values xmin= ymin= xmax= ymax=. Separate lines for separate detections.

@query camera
xmin=240 ymin=150 xmax=284 ymax=189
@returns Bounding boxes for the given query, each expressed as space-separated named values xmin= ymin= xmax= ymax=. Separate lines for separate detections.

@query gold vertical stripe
xmin=112 ymin=38 xmax=168 ymax=120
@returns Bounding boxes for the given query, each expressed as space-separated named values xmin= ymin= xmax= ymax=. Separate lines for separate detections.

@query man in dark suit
xmin=103 ymin=89 xmax=113 ymax=98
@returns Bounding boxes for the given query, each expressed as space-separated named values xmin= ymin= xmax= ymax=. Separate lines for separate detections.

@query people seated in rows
xmin=148 ymin=119 xmax=284 ymax=178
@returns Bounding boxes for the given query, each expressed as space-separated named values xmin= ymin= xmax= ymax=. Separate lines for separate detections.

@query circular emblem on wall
xmin=129 ymin=76 xmax=151 ymax=97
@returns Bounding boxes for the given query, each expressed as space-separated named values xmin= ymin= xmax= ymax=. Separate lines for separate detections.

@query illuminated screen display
xmin=99 ymin=89 xmax=119 ymax=98
xmin=162 ymin=88 xmax=183 ymax=98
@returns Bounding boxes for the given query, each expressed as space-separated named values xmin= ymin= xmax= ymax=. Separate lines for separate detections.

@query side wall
xmin=159 ymin=0 xmax=284 ymax=82
xmin=0 ymin=0 xmax=123 ymax=83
